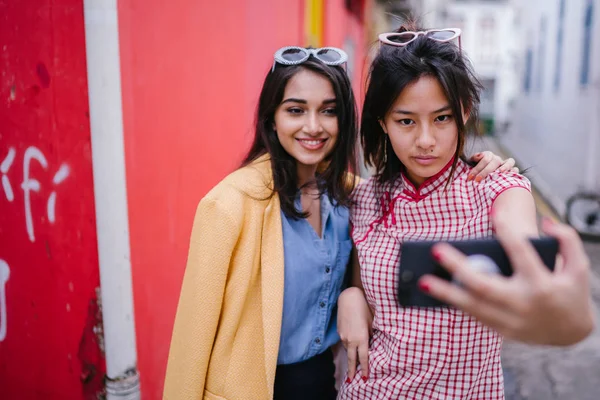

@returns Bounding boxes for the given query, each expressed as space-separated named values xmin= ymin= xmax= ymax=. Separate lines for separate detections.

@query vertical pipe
xmin=83 ymin=1 xmax=141 ymax=398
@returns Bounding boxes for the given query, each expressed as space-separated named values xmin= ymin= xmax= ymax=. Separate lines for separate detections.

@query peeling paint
xmin=35 ymin=62 xmax=51 ymax=88
xmin=77 ymin=288 xmax=106 ymax=400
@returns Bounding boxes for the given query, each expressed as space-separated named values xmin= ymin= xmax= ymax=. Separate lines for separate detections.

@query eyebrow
xmin=281 ymin=98 xmax=337 ymax=105
xmin=392 ymin=105 xmax=452 ymax=115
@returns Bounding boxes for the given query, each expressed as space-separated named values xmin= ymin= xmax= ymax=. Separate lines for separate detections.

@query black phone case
xmin=397 ymin=237 xmax=559 ymax=308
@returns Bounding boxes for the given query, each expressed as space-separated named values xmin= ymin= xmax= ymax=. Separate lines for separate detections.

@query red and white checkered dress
xmin=338 ymin=159 xmax=531 ymax=400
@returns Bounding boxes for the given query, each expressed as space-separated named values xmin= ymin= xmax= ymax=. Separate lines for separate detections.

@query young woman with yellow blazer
xmin=163 ymin=46 xmax=515 ymax=400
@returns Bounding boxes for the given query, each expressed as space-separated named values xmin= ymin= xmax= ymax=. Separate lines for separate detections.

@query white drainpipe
xmin=83 ymin=1 xmax=141 ymax=399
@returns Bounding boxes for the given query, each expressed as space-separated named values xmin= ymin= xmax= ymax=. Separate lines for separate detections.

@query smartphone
xmin=397 ymin=237 xmax=559 ymax=308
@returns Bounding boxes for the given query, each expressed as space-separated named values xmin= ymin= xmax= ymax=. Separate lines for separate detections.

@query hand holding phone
xmin=397 ymin=237 xmax=559 ymax=307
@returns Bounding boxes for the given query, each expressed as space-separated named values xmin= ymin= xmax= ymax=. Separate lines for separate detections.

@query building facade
xmin=499 ymin=0 xmax=599 ymax=212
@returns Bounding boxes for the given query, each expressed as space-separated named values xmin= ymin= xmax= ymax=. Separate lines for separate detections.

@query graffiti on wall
xmin=2 ymin=145 xmax=70 ymax=242
xmin=0 ymin=145 xmax=70 ymax=342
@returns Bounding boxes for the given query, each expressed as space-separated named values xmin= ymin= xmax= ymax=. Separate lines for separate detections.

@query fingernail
xmin=475 ymin=175 xmax=483 ymax=183
xmin=467 ymin=174 xmax=474 ymax=181
xmin=346 ymin=377 xmax=352 ymax=383
xmin=475 ymin=152 xmax=482 ymax=158
xmin=418 ymin=280 xmax=430 ymax=293
xmin=362 ymin=376 xmax=368 ymax=382
xmin=432 ymin=248 xmax=442 ymax=262
xmin=542 ymin=217 xmax=556 ymax=229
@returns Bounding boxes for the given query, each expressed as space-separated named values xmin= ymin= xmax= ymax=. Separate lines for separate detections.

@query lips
xmin=413 ymin=155 xmax=438 ymax=165
xmin=296 ymin=138 xmax=328 ymax=150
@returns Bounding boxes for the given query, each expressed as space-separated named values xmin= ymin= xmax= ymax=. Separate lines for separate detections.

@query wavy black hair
xmin=242 ymin=56 xmax=358 ymax=219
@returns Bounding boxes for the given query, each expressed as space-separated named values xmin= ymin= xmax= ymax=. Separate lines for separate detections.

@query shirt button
xmin=320 ymin=302 xmax=326 ymax=308
xmin=325 ymin=267 xmax=331 ymax=273
xmin=315 ymin=338 xmax=321 ymax=344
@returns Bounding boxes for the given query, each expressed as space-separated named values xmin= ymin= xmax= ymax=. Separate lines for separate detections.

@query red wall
xmin=324 ymin=0 xmax=368 ymax=104
xmin=0 ymin=1 xmax=104 ymax=399
xmin=117 ymin=1 xmax=369 ymax=398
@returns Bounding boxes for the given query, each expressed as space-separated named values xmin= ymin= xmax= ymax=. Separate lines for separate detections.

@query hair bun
xmin=396 ymin=20 xmax=420 ymax=33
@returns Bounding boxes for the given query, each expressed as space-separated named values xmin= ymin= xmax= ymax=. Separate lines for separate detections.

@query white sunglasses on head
xmin=272 ymin=46 xmax=348 ymax=72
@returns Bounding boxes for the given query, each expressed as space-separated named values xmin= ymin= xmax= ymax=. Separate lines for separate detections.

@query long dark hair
xmin=242 ymin=57 xmax=358 ymax=219
xmin=362 ymin=24 xmax=483 ymax=185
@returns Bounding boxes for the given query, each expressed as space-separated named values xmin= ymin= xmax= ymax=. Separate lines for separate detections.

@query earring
xmin=384 ymin=138 xmax=388 ymax=164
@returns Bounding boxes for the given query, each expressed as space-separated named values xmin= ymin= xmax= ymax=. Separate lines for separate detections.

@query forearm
xmin=339 ymin=286 xmax=373 ymax=327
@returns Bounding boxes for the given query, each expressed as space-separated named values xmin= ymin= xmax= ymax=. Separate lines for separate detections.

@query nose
xmin=415 ymin=123 xmax=436 ymax=150
xmin=303 ymin=111 xmax=323 ymax=136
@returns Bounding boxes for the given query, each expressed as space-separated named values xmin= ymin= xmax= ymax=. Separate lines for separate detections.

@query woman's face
xmin=273 ymin=69 xmax=339 ymax=172
xmin=380 ymin=75 xmax=463 ymax=187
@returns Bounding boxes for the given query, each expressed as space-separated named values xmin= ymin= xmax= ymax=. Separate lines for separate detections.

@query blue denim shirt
xmin=277 ymin=193 xmax=353 ymax=365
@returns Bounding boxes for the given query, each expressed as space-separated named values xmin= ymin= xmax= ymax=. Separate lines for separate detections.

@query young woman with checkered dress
xmin=336 ymin=25 xmax=539 ymax=400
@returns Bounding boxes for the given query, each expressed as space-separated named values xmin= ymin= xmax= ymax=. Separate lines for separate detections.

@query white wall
xmin=501 ymin=0 xmax=600 ymax=203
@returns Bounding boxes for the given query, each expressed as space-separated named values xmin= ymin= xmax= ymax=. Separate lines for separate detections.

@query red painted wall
xmin=117 ymin=1 xmax=369 ymax=398
xmin=324 ymin=0 xmax=369 ymax=104
xmin=0 ymin=1 xmax=104 ymax=399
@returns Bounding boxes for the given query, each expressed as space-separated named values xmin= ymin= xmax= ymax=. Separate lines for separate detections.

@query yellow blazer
xmin=164 ymin=155 xmax=285 ymax=400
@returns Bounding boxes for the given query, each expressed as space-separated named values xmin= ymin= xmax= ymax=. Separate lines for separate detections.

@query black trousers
xmin=273 ymin=349 xmax=337 ymax=400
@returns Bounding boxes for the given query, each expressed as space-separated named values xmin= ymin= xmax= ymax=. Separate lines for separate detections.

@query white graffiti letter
xmin=21 ymin=146 xmax=48 ymax=242
xmin=0 ymin=259 xmax=9 ymax=342
xmin=1 ymin=147 xmax=16 ymax=202
xmin=47 ymin=163 xmax=70 ymax=224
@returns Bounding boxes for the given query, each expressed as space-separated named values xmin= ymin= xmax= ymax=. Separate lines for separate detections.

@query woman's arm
xmin=163 ymin=196 xmax=241 ymax=399
xmin=337 ymin=247 xmax=373 ymax=381
xmin=491 ymin=186 xmax=539 ymax=237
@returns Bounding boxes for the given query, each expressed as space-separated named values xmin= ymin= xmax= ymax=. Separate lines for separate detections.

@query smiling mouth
xmin=296 ymin=138 xmax=328 ymax=150
xmin=297 ymin=138 xmax=327 ymax=145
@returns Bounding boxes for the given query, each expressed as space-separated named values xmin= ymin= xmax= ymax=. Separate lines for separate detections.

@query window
xmin=554 ymin=0 xmax=566 ymax=92
xmin=581 ymin=0 xmax=594 ymax=86
xmin=478 ymin=16 xmax=496 ymax=63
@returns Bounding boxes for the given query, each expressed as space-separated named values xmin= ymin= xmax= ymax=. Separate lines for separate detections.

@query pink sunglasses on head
xmin=378 ymin=28 xmax=462 ymax=50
